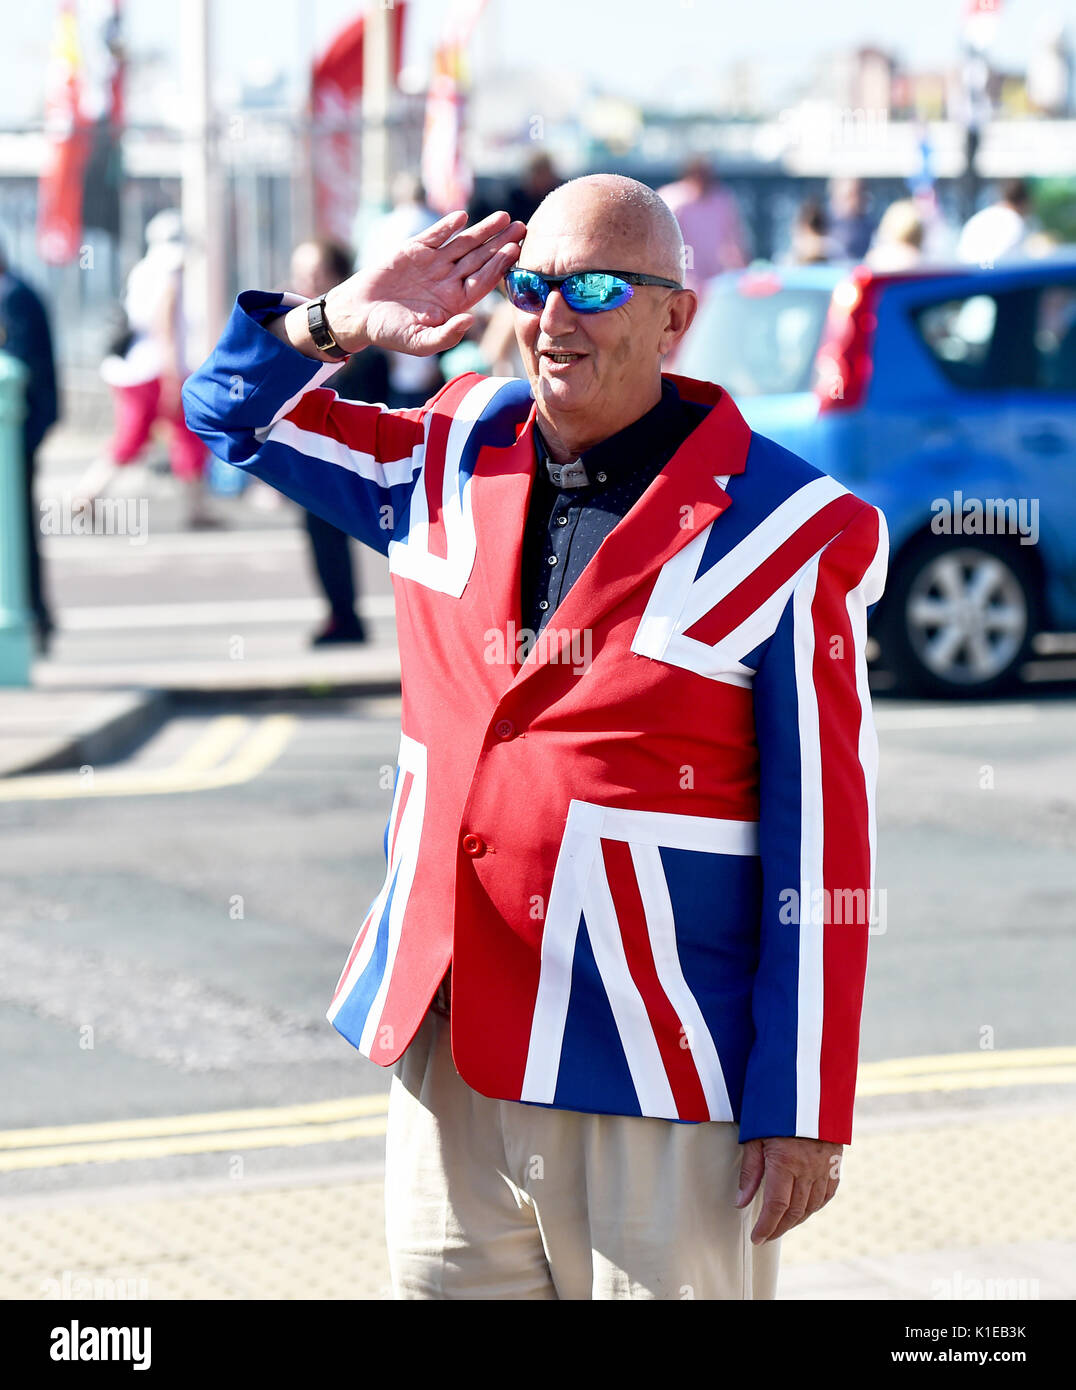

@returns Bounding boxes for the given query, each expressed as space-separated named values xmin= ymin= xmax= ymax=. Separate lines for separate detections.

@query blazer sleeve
xmin=739 ymin=500 xmax=889 ymax=1145
xmin=182 ymin=291 xmax=437 ymax=555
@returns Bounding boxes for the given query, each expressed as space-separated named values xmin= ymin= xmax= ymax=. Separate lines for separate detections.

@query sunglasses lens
xmin=562 ymin=273 xmax=633 ymax=312
xmin=505 ymin=270 xmax=547 ymax=313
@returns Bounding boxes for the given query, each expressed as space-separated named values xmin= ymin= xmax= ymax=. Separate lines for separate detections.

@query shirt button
xmin=596 ymin=471 xmax=607 ymax=483
xmin=494 ymin=719 xmax=515 ymax=740
xmin=462 ymin=833 xmax=486 ymax=857
xmin=538 ymin=600 xmax=549 ymax=611
xmin=556 ymin=515 xmax=568 ymax=525
xmin=548 ymin=555 xmax=558 ymax=566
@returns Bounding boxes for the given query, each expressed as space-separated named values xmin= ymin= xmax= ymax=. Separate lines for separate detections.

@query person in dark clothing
xmin=289 ymin=238 xmax=390 ymax=644
xmin=0 ymin=245 xmax=60 ymax=651
xmin=827 ymin=177 xmax=876 ymax=261
xmin=504 ymin=153 xmax=562 ymax=228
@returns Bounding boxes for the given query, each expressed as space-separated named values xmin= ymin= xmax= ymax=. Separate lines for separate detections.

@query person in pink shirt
xmin=658 ymin=158 xmax=749 ymax=296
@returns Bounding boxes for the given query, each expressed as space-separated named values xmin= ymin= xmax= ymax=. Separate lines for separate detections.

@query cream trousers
xmin=384 ymin=1007 xmax=781 ymax=1300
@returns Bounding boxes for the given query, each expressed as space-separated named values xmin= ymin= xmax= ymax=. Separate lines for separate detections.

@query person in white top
xmin=81 ymin=209 xmax=214 ymax=526
xmin=957 ymin=178 xmax=1034 ymax=268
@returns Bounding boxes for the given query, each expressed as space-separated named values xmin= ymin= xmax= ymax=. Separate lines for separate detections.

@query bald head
xmin=508 ymin=173 xmax=698 ymax=462
xmin=522 ymin=174 xmax=684 ymax=283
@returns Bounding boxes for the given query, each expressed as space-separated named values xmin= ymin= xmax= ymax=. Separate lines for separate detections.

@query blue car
xmin=675 ymin=259 xmax=1076 ymax=695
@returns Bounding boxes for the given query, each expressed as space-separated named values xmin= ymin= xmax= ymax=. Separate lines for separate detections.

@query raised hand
xmin=324 ymin=209 xmax=525 ymax=357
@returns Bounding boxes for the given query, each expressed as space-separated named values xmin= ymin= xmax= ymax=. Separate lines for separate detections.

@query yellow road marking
xmin=0 ymin=1093 xmax=390 ymax=1150
xmin=856 ymin=1065 xmax=1076 ymax=1097
xmin=859 ymin=1045 xmax=1076 ymax=1077
xmin=0 ymin=1118 xmax=389 ymax=1174
xmin=0 ymin=714 xmax=295 ymax=800
xmin=169 ymin=715 xmax=250 ymax=774
xmin=0 ymin=1048 xmax=1072 ymax=1173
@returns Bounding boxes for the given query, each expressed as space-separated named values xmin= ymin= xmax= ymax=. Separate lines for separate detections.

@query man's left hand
xmin=735 ymin=1136 xmax=842 ymax=1244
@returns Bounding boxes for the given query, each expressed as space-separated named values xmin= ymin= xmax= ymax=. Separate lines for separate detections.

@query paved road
xmin=2 ymin=688 xmax=1074 ymax=1201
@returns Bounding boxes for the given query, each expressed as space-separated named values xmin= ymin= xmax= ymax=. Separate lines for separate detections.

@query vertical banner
xmin=36 ymin=0 xmax=124 ymax=265
xmin=37 ymin=0 xmax=89 ymax=264
xmin=421 ymin=0 xmax=488 ymax=214
xmin=80 ymin=0 xmax=125 ymax=241
xmin=311 ymin=4 xmax=406 ymax=243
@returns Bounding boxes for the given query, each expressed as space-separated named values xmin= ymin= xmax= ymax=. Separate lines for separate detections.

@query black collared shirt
xmin=520 ymin=379 xmax=709 ymax=635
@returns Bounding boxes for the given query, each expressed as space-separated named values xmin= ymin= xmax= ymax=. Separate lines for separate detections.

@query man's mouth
xmin=540 ymin=350 xmax=586 ymax=366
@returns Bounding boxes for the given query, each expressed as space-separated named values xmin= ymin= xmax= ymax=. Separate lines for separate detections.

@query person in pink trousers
xmin=82 ymin=208 xmax=215 ymax=526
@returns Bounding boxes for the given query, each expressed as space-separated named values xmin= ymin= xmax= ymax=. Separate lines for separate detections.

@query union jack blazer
xmin=184 ymin=291 xmax=889 ymax=1144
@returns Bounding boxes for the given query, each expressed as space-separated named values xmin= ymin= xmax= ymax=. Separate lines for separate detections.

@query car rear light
xmin=813 ymin=267 xmax=882 ymax=412
xmin=737 ymin=271 xmax=783 ymax=297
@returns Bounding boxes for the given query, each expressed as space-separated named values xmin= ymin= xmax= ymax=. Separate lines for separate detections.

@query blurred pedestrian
xmin=360 ymin=174 xmax=444 ymax=408
xmin=788 ymin=198 xmax=840 ymax=265
xmin=86 ymin=209 xmax=214 ymax=527
xmin=0 ymin=241 xmax=59 ymax=651
xmin=827 ymin=177 xmax=876 ymax=261
xmin=505 ymin=152 xmax=562 ymax=227
xmin=957 ymin=178 xmax=1035 ymax=266
xmin=658 ymin=157 xmax=747 ymax=294
xmin=865 ymin=199 xmax=925 ymax=271
xmin=289 ymin=237 xmax=390 ymax=645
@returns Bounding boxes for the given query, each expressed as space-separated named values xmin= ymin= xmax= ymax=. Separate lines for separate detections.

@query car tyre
xmin=878 ymin=534 xmax=1039 ymax=698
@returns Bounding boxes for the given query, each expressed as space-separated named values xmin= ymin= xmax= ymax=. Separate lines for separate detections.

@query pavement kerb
xmin=0 ymin=667 xmax=404 ymax=779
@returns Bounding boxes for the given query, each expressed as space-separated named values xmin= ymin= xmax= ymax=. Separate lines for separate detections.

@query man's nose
xmin=538 ymin=289 xmax=578 ymax=337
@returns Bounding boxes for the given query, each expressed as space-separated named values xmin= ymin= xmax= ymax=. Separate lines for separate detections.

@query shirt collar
xmin=534 ymin=378 xmax=687 ymax=491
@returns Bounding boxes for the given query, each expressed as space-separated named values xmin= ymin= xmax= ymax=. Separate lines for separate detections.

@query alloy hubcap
xmin=905 ymin=550 xmax=1028 ymax=684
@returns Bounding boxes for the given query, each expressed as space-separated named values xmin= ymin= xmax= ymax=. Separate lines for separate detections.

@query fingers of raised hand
xmin=445 ymin=211 xmax=525 ymax=263
xmin=412 ymin=209 xmax=470 ymax=250
xmin=462 ymin=243 xmax=522 ymax=305
xmin=408 ymin=313 xmax=473 ymax=356
xmin=453 ymin=222 xmax=525 ymax=282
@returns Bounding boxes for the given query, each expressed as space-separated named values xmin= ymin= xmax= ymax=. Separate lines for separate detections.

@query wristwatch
xmin=306 ymin=296 xmax=348 ymax=360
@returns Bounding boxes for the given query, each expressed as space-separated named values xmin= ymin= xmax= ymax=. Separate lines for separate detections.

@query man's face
xmin=511 ymin=220 xmax=687 ymax=439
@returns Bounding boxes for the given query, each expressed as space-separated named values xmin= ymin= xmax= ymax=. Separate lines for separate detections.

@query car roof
xmin=706 ymin=253 xmax=1076 ymax=295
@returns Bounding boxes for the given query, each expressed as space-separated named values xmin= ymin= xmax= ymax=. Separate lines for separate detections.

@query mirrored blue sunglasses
xmin=504 ymin=267 xmax=683 ymax=314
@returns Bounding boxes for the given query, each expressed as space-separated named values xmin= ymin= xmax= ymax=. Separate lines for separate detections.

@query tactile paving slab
xmin=1 ymin=1106 xmax=1071 ymax=1300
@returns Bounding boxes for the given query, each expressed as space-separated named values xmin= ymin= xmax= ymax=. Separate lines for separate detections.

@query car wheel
xmin=879 ymin=537 xmax=1038 ymax=697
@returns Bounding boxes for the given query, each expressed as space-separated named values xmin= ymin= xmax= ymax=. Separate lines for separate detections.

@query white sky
xmin=3 ymin=0 xmax=1072 ymax=125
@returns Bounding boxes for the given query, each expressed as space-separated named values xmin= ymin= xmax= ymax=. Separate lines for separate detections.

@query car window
xmin=914 ymin=294 xmax=999 ymax=388
xmin=1034 ymin=284 xmax=1076 ymax=392
xmin=675 ymin=281 xmax=832 ymax=396
xmin=913 ymin=288 xmax=1041 ymax=390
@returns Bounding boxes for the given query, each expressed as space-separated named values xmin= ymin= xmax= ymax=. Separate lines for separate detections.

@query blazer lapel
xmin=469 ymin=400 xmax=540 ymax=675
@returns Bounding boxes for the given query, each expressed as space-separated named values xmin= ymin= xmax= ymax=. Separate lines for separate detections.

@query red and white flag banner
xmin=420 ymin=0 xmax=489 ymax=214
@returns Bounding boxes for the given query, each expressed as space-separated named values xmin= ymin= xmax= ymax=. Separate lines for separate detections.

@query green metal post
xmin=0 ymin=350 xmax=32 ymax=686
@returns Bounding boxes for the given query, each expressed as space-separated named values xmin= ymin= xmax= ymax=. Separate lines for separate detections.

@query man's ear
xmin=659 ymin=288 xmax=698 ymax=357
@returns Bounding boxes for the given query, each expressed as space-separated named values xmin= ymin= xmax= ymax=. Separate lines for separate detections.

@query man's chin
xmin=535 ymin=373 xmax=593 ymax=413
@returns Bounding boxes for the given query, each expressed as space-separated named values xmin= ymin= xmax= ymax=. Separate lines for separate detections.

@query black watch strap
xmin=307 ymin=297 xmax=348 ymax=360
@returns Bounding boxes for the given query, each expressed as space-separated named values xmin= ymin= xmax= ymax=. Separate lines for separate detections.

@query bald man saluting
xmin=184 ymin=175 xmax=888 ymax=1301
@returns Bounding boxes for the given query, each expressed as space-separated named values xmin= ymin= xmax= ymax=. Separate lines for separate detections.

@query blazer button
xmin=494 ymin=718 xmax=515 ymax=740
xmin=462 ymin=832 xmax=487 ymax=857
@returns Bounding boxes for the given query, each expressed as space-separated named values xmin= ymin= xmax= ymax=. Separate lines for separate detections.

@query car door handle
xmin=1021 ymin=428 xmax=1068 ymax=454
